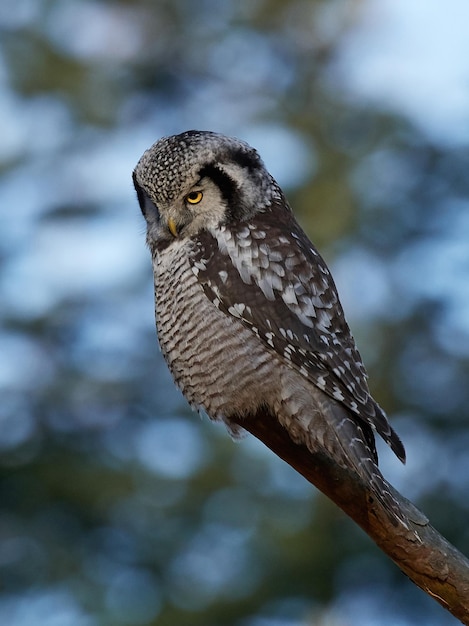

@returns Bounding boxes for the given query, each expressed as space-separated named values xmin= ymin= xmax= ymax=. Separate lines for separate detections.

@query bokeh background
xmin=1 ymin=1 xmax=469 ymax=624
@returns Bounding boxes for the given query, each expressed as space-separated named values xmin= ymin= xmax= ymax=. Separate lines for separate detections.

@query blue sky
xmin=335 ymin=0 xmax=469 ymax=145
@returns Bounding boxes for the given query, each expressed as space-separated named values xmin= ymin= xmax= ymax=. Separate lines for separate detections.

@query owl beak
xmin=167 ymin=217 xmax=178 ymax=237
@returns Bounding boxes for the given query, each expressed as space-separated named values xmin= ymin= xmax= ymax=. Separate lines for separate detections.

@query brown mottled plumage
xmin=133 ymin=130 xmax=406 ymax=522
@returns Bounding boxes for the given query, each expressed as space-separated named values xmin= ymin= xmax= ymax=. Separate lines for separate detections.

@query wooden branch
xmin=231 ymin=409 xmax=469 ymax=624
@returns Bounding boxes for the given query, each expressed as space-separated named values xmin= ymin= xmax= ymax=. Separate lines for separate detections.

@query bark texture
xmin=232 ymin=409 xmax=469 ymax=624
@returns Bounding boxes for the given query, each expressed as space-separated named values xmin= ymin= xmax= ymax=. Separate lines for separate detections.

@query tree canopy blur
xmin=1 ymin=1 xmax=469 ymax=625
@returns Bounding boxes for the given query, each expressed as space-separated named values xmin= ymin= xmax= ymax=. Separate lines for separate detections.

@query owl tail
xmin=297 ymin=394 xmax=411 ymax=528
xmin=366 ymin=401 xmax=406 ymax=464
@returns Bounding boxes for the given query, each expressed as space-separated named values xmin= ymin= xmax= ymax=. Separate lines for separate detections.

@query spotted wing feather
xmin=191 ymin=204 xmax=405 ymax=463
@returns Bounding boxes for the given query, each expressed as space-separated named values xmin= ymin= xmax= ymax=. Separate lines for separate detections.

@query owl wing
xmin=190 ymin=206 xmax=405 ymax=462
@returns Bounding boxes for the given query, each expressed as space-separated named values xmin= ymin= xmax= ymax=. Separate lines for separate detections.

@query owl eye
xmin=185 ymin=191 xmax=203 ymax=204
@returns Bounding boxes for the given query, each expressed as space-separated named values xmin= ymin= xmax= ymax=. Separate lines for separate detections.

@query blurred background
xmin=1 ymin=0 xmax=469 ymax=624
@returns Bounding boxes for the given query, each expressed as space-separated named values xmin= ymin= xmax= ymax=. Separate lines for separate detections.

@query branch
xmin=231 ymin=409 xmax=469 ymax=624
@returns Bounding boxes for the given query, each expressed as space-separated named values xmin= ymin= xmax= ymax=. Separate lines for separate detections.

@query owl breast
xmin=153 ymin=239 xmax=278 ymax=422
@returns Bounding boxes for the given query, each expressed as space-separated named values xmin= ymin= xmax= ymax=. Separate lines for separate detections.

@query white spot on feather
xmin=317 ymin=375 xmax=327 ymax=389
xmin=218 ymin=270 xmax=228 ymax=283
xmin=228 ymin=302 xmax=247 ymax=318
xmin=251 ymin=229 xmax=266 ymax=239
xmin=332 ymin=387 xmax=344 ymax=401
xmin=282 ymin=284 xmax=299 ymax=306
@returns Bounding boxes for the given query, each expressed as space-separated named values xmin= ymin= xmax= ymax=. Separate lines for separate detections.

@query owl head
xmin=133 ymin=130 xmax=282 ymax=244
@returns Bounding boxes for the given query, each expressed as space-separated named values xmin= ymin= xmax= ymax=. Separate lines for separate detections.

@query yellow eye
xmin=185 ymin=191 xmax=203 ymax=204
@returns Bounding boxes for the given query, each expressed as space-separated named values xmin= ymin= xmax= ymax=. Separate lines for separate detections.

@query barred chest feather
xmin=153 ymin=238 xmax=281 ymax=422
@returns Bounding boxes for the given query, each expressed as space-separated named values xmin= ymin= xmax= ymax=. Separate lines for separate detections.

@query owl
xmin=133 ymin=130 xmax=405 ymax=521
